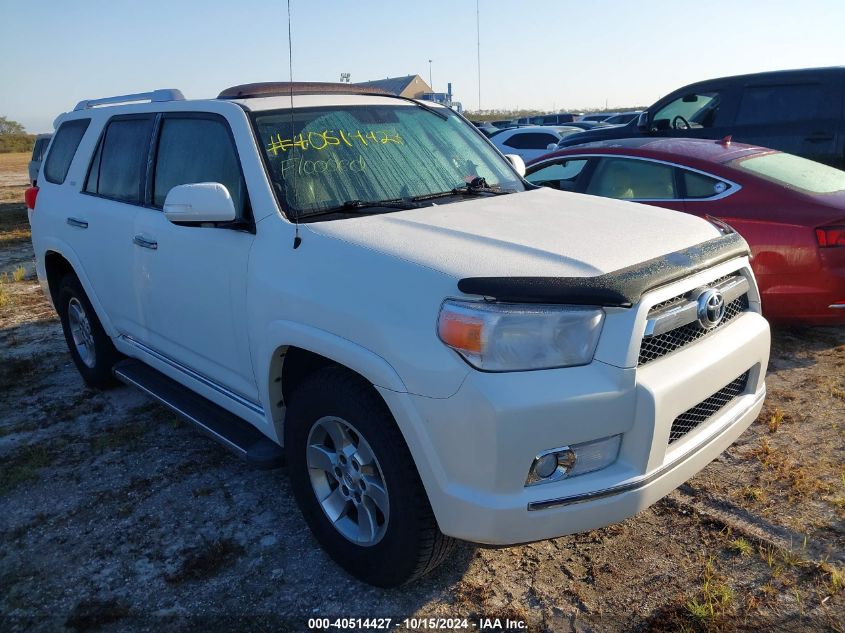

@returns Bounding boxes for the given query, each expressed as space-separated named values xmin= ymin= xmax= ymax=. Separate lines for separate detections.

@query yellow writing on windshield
xmin=267 ymin=129 xmax=403 ymax=155
xmin=279 ymin=154 xmax=367 ymax=178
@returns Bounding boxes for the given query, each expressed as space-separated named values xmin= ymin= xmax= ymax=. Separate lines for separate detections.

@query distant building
xmin=354 ymin=74 xmax=463 ymax=113
xmin=354 ymin=74 xmax=431 ymax=99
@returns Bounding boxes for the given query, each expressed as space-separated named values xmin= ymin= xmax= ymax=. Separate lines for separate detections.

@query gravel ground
xmin=1 ymin=154 xmax=843 ymax=632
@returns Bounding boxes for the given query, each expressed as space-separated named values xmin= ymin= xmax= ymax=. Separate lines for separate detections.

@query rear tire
xmin=285 ymin=366 xmax=456 ymax=587
xmin=57 ymin=273 xmax=121 ymax=389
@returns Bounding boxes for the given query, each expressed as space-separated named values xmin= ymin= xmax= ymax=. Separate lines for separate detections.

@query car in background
xmin=491 ymin=125 xmax=583 ymax=162
xmin=28 ymin=133 xmax=52 ymax=185
xmin=490 ymin=119 xmax=517 ymax=129
xmin=555 ymin=67 xmax=845 ymax=170
xmin=581 ymin=113 xmax=616 ymax=122
xmin=525 ymin=137 xmax=845 ymax=324
xmin=602 ymin=111 xmax=643 ymax=126
xmin=531 ymin=112 xmax=583 ymax=125
xmin=557 ymin=121 xmax=609 ymax=131
xmin=470 ymin=122 xmax=502 ymax=137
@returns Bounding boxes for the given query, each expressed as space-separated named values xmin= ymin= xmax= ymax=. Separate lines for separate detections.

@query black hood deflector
xmin=457 ymin=232 xmax=749 ymax=308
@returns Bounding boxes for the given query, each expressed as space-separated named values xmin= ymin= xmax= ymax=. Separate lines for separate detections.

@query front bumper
xmin=379 ymin=306 xmax=770 ymax=545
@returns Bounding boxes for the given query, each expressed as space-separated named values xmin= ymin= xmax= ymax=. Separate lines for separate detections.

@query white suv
xmin=27 ymin=84 xmax=770 ymax=587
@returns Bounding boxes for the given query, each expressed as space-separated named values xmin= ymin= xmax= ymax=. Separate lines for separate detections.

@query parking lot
xmin=0 ymin=151 xmax=843 ymax=631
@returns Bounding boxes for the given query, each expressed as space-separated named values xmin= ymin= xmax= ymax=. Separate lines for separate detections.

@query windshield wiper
xmin=299 ymin=198 xmax=420 ymax=219
xmin=411 ymin=177 xmax=514 ymax=202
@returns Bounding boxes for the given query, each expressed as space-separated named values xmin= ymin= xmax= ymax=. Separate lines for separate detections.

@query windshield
xmin=253 ymin=104 xmax=524 ymax=218
xmin=729 ymin=152 xmax=845 ymax=194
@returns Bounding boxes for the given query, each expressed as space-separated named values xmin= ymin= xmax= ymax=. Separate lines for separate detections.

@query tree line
xmin=0 ymin=116 xmax=35 ymax=153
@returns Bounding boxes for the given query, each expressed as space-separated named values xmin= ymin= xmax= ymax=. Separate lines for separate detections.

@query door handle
xmin=66 ymin=217 xmax=88 ymax=229
xmin=132 ymin=235 xmax=158 ymax=250
xmin=805 ymin=133 xmax=834 ymax=143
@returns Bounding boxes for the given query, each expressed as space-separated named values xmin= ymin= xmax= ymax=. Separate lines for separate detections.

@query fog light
xmin=533 ymin=453 xmax=560 ymax=479
xmin=526 ymin=435 xmax=621 ymax=486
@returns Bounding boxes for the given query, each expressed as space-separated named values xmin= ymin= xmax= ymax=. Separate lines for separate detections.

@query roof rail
xmin=73 ymin=89 xmax=185 ymax=112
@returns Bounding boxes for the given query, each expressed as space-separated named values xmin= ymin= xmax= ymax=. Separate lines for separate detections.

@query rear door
xmin=731 ymin=78 xmax=843 ymax=166
xmin=131 ymin=112 xmax=258 ymax=402
xmin=74 ymin=115 xmax=155 ymax=338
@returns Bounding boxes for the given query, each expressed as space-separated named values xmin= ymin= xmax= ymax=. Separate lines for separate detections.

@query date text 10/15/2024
xmin=307 ymin=617 xmax=528 ymax=631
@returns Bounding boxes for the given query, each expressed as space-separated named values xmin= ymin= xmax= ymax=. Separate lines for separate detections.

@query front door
xmin=132 ymin=113 xmax=258 ymax=403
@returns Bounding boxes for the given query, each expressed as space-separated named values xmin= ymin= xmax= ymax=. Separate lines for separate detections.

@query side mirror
xmin=546 ymin=143 xmax=558 ymax=151
xmin=163 ymin=183 xmax=237 ymax=223
xmin=505 ymin=154 xmax=526 ymax=177
xmin=637 ymin=112 xmax=650 ymax=130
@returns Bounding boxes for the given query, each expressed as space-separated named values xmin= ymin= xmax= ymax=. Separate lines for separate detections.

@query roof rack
xmin=217 ymin=82 xmax=389 ymax=99
xmin=73 ymin=89 xmax=185 ymax=112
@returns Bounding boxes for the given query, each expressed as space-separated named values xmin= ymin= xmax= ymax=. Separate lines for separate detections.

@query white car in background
xmin=491 ymin=125 xmax=584 ymax=163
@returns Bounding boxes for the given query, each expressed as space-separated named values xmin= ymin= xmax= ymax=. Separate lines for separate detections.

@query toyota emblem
xmin=697 ymin=288 xmax=726 ymax=329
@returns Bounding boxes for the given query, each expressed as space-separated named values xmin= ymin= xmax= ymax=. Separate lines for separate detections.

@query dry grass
xmin=0 ymin=152 xmax=29 ymax=171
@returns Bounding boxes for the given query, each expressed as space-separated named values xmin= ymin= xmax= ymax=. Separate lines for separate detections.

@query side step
xmin=113 ymin=359 xmax=284 ymax=469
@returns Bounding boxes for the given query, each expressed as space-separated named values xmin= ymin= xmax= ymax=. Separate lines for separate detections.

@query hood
xmin=305 ymin=188 xmax=722 ymax=280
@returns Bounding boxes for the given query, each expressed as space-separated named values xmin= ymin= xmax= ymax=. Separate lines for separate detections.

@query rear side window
xmin=85 ymin=117 xmax=154 ymax=204
xmin=682 ymin=170 xmax=730 ymax=199
xmin=152 ymin=117 xmax=245 ymax=212
xmin=503 ymin=132 xmax=558 ymax=150
xmin=735 ymin=84 xmax=825 ymax=125
xmin=31 ymin=138 xmax=48 ymax=161
xmin=44 ymin=120 xmax=90 ymax=184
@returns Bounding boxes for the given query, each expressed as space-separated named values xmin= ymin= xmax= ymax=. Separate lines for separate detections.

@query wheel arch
xmin=42 ymin=246 xmax=117 ymax=337
xmin=259 ymin=320 xmax=408 ymax=434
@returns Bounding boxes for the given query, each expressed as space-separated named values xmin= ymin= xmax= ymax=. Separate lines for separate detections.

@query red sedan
xmin=525 ymin=138 xmax=845 ymax=325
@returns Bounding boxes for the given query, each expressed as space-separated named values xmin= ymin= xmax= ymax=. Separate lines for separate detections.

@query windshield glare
xmin=253 ymin=104 xmax=524 ymax=217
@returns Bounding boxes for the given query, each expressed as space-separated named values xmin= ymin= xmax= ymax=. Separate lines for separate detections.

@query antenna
xmin=287 ymin=0 xmax=301 ymax=249
xmin=476 ymin=0 xmax=481 ymax=110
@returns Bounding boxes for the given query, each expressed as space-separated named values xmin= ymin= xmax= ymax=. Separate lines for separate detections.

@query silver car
xmin=28 ymin=133 xmax=52 ymax=185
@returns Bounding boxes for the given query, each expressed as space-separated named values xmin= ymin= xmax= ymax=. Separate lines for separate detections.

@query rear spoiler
xmin=456 ymin=232 xmax=750 ymax=308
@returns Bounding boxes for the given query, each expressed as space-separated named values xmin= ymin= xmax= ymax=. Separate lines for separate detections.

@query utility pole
xmin=428 ymin=59 xmax=433 ymax=91
xmin=476 ymin=0 xmax=481 ymax=110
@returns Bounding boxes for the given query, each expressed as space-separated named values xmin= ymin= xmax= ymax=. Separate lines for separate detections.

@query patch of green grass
xmin=729 ymin=537 xmax=752 ymax=557
xmin=684 ymin=557 xmax=735 ymax=626
xmin=89 ymin=422 xmax=148 ymax=452
xmin=0 ymin=444 xmax=55 ymax=495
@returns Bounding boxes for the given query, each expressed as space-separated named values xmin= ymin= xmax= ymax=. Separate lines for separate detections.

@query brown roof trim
xmin=217 ymin=82 xmax=390 ymax=99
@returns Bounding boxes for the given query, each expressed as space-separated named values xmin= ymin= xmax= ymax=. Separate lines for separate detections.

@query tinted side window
xmin=44 ymin=120 xmax=90 ymax=184
xmin=682 ymin=170 xmax=730 ymax=199
xmin=504 ymin=133 xmax=558 ymax=149
xmin=585 ymin=158 xmax=676 ymax=200
xmin=85 ymin=117 xmax=153 ymax=204
xmin=526 ymin=159 xmax=588 ymax=191
xmin=153 ymin=117 xmax=245 ymax=212
xmin=735 ymin=84 xmax=825 ymax=124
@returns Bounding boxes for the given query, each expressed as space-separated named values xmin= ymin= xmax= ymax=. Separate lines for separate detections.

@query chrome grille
xmin=669 ymin=372 xmax=749 ymax=444
xmin=639 ymin=274 xmax=750 ymax=365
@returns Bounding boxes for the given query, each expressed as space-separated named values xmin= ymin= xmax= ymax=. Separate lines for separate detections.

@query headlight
xmin=437 ymin=300 xmax=604 ymax=371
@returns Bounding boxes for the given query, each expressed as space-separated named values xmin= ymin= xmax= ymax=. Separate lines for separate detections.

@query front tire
xmin=57 ymin=273 xmax=121 ymax=389
xmin=285 ymin=366 xmax=456 ymax=587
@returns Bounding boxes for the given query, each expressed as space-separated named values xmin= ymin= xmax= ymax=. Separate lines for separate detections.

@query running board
xmin=113 ymin=359 xmax=284 ymax=469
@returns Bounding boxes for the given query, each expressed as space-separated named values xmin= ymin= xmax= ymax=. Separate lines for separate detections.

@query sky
xmin=2 ymin=0 xmax=844 ymax=133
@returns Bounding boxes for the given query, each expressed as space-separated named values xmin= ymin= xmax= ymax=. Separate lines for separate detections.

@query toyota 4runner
xmin=26 ymin=83 xmax=770 ymax=587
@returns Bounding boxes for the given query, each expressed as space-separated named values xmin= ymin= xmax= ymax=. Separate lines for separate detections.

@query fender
xmin=257 ymin=319 xmax=409 ymax=429
xmin=37 ymin=236 xmax=118 ymax=338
